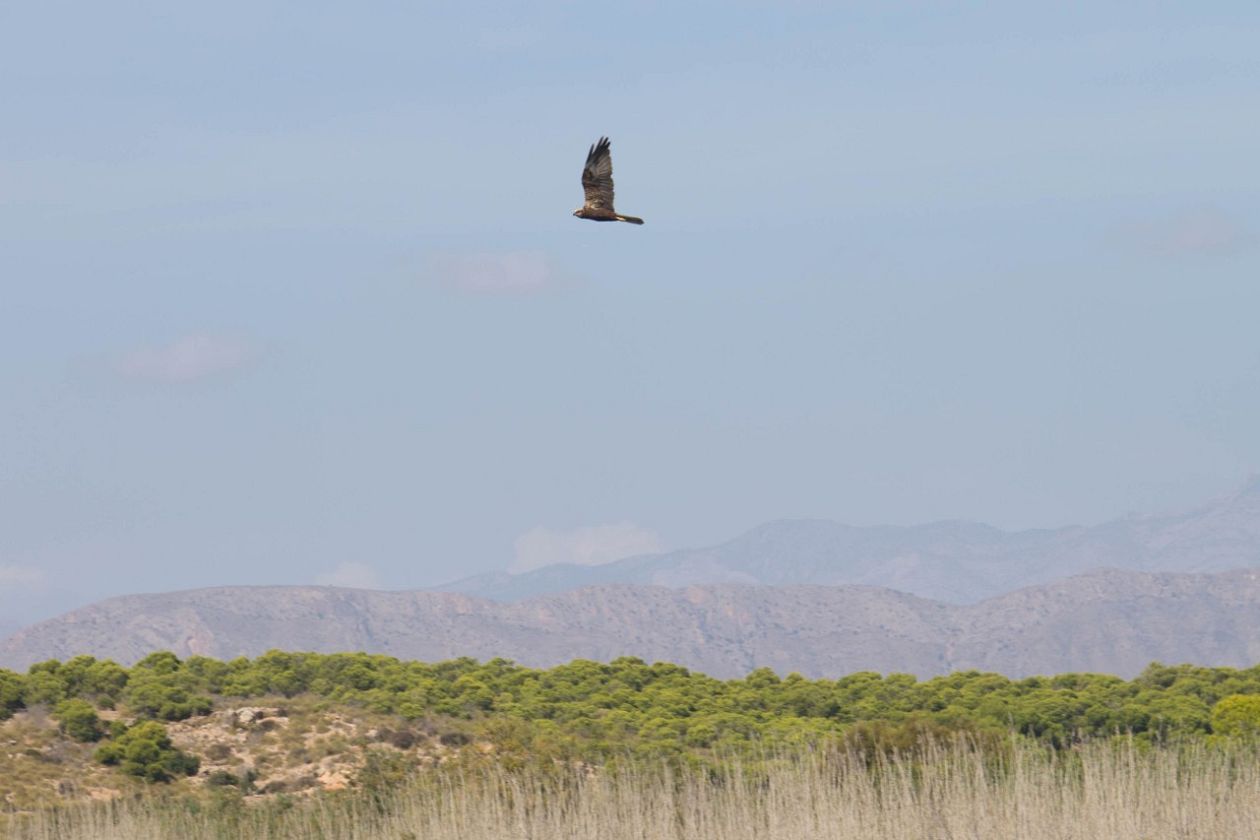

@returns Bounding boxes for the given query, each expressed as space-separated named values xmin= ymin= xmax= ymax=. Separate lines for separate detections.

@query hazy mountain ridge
xmin=438 ymin=479 xmax=1260 ymax=603
xmin=6 ymin=568 xmax=1260 ymax=678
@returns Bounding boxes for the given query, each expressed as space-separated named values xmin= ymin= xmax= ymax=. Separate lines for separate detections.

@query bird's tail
xmin=616 ymin=214 xmax=645 ymax=225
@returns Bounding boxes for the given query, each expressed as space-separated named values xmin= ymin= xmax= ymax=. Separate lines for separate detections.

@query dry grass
xmin=6 ymin=739 xmax=1260 ymax=839
xmin=0 ymin=711 xmax=136 ymax=811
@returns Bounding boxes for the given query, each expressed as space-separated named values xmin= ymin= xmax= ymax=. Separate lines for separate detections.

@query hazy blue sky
xmin=3 ymin=3 xmax=1259 ymax=625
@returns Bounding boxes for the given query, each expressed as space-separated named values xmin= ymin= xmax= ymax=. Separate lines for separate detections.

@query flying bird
xmin=573 ymin=137 xmax=644 ymax=225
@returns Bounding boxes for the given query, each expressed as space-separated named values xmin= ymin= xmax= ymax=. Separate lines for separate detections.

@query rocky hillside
xmin=438 ymin=478 xmax=1260 ymax=603
xmin=0 ymin=699 xmax=476 ymax=811
xmin=5 ymin=569 xmax=1260 ymax=678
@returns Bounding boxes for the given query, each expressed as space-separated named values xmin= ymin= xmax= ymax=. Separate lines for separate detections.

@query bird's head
xmin=572 ymin=208 xmax=584 ymax=218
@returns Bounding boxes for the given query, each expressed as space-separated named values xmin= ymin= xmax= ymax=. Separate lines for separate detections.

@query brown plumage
xmin=573 ymin=137 xmax=644 ymax=225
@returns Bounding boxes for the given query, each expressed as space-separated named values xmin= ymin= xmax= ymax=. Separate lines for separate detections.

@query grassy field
xmin=6 ymin=739 xmax=1260 ymax=840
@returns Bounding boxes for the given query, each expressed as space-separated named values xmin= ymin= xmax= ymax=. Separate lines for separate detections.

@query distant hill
xmin=6 ymin=569 xmax=1260 ymax=678
xmin=437 ymin=478 xmax=1260 ymax=603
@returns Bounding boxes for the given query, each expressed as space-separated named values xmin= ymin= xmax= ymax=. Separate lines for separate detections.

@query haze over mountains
xmin=5 ymin=479 xmax=1260 ymax=678
xmin=438 ymin=478 xmax=1260 ymax=603
xmin=5 ymin=570 xmax=1260 ymax=678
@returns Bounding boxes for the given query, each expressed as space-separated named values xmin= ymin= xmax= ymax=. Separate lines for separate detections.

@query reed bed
xmin=7 ymin=739 xmax=1260 ymax=840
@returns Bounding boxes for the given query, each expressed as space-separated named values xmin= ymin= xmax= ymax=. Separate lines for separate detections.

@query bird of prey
xmin=573 ymin=136 xmax=644 ymax=225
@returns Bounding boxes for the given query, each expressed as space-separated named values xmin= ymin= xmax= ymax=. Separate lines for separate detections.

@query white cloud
xmin=510 ymin=523 xmax=664 ymax=574
xmin=315 ymin=562 xmax=381 ymax=590
xmin=1117 ymin=209 xmax=1248 ymax=256
xmin=0 ymin=564 xmax=45 ymax=592
xmin=430 ymin=251 xmax=567 ymax=294
xmin=115 ymin=333 xmax=258 ymax=383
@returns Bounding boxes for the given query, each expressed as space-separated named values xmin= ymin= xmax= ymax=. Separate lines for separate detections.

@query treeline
xmin=6 ymin=652 xmax=1260 ymax=761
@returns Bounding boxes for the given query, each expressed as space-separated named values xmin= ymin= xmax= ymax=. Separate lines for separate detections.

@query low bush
xmin=95 ymin=721 xmax=200 ymax=782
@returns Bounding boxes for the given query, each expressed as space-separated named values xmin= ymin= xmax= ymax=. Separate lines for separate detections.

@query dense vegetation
xmin=7 ymin=652 xmax=1260 ymax=779
xmin=4 ymin=649 xmax=1260 ymax=790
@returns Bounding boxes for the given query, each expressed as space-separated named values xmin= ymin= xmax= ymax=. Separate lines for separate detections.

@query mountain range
xmin=6 ymin=479 xmax=1260 ymax=678
xmin=437 ymin=478 xmax=1260 ymax=603
xmin=6 ymin=568 xmax=1260 ymax=678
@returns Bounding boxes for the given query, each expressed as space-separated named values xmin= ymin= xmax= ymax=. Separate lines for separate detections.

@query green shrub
xmin=206 ymin=770 xmax=238 ymax=787
xmin=96 ymin=721 xmax=200 ymax=782
xmin=53 ymin=698 xmax=105 ymax=742
xmin=124 ymin=674 xmax=213 ymax=721
xmin=60 ymin=656 xmax=129 ymax=705
xmin=206 ymin=769 xmax=256 ymax=790
xmin=22 ymin=661 xmax=68 ymax=705
xmin=1211 ymin=695 xmax=1260 ymax=738
xmin=0 ymin=669 xmax=23 ymax=720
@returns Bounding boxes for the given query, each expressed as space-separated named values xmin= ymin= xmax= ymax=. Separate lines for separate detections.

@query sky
xmin=2 ymin=3 xmax=1260 ymax=626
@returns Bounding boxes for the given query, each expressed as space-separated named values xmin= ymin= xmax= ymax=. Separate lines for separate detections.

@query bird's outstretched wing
xmin=581 ymin=137 xmax=616 ymax=212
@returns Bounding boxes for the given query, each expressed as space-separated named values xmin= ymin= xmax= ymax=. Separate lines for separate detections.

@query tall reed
xmin=7 ymin=739 xmax=1260 ymax=840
